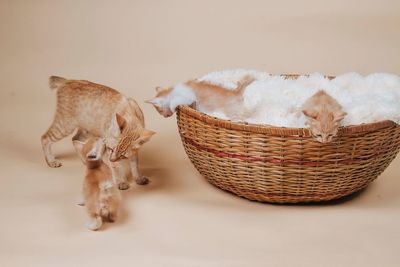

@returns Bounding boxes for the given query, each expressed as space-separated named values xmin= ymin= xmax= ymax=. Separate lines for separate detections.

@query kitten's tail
xmin=235 ymin=75 xmax=256 ymax=94
xmin=49 ymin=76 xmax=67 ymax=90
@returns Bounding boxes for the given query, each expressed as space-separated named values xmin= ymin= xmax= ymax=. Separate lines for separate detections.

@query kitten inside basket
xmin=148 ymin=70 xmax=400 ymax=143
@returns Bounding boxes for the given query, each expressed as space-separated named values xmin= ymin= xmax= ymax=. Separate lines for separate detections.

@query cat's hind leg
xmin=41 ymin=116 xmax=76 ymax=168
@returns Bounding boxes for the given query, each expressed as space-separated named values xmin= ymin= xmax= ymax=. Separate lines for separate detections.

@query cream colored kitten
xmin=74 ymin=137 xmax=121 ymax=231
xmin=302 ymin=90 xmax=347 ymax=143
xmin=41 ymin=76 xmax=155 ymax=189
xmin=147 ymin=75 xmax=255 ymax=118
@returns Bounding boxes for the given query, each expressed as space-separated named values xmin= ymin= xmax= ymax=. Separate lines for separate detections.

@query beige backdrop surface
xmin=0 ymin=1 xmax=399 ymax=266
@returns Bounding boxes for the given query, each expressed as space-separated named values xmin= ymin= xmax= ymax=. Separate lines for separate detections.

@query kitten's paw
xmin=136 ymin=176 xmax=150 ymax=185
xmin=47 ymin=160 xmax=62 ymax=168
xmin=86 ymin=217 xmax=102 ymax=231
xmin=118 ymin=182 xmax=130 ymax=190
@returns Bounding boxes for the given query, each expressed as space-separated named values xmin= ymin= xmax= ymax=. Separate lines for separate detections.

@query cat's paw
xmin=86 ymin=217 xmax=102 ymax=231
xmin=47 ymin=160 xmax=62 ymax=168
xmin=136 ymin=176 xmax=150 ymax=185
xmin=118 ymin=182 xmax=130 ymax=190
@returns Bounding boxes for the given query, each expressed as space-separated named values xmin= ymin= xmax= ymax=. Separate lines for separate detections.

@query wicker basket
xmin=176 ymin=79 xmax=400 ymax=203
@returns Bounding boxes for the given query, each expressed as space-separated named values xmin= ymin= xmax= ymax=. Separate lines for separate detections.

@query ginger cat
xmin=302 ymin=90 xmax=347 ymax=143
xmin=41 ymin=76 xmax=155 ymax=189
xmin=73 ymin=137 xmax=121 ymax=231
xmin=147 ymin=75 xmax=255 ymax=118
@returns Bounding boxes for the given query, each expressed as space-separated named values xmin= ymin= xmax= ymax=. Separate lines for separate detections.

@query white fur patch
xmin=86 ymin=217 xmax=102 ymax=231
xmin=197 ymin=69 xmax=270 ymax=90
xmin=201 ymin=70 xmax=400 ymax=127
xmin=168 ymin=84 xmax=196 ymax=111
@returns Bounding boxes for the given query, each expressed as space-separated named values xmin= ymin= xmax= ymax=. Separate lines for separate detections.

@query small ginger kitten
xmin=147 ymin=75 xmax=255 ymax=118
xmin=74 ymin=137 xmax=121 ymax=231
xmin=302 ymin=90 xmax=347 ymax=143
xmin=41 ymin=76 xmax=155 ymax=189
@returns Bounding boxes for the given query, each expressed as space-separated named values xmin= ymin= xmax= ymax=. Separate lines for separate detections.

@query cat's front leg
xmin=109 ymin=161 xmax=131 ymax=190
xmin=131 ymin=151 xmax=149 ymax=186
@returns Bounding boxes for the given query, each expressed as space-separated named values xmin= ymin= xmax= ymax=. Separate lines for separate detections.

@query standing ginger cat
xmin=41 ymin=76 xmax=155 ymax=189
xmin=147 ymin=75 xmax=255 ymax=118
xmin=73 ymin=137 xmax=121 ymax=231
xmin=302 ymin=90 xmax=347 ymax=143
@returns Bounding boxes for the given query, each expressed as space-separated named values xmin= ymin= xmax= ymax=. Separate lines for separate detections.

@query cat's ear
xmin=111 ymin=113 xmax=126 ymax=135
xmin=334 ymin=111 xmax=347 ymax=122
xmin=116 ymin=113 xmax=126 ymax=130
xmin=145 ymin=97 xmax=163 ymax=107
xmin=155 ymin=86 xmax=162 ymax=93
xmin=302 ymin=109 xmax=318 ymax=120
xmin=135 ymin=129 xmax=156 ymax=148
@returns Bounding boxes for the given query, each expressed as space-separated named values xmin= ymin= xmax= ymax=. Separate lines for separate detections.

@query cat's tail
xmin=49 ymin=76 xmax=67 ymax=90
xmin=235 ymin=75 xmax=256 ymax=94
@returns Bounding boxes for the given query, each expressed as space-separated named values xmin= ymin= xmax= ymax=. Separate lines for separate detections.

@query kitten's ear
xmin=111 ymin=113 xmax=126 ymax=135
xmin=73 ymin=140 xmax=85 ymax=153
xmin=72 ymin=140 xmax=86 ymax=161
xmin=145 ymin=97 xmax=163 ymax=107
xmin=302 ymin=109 xmax=318 ymax=120
xmin=136 ymin=129 xmax=156 ymax=147
xmin=155 ymin=86 xmax=162 ymax=93
xmin=334 ymin=111 xmax=347 ymax=122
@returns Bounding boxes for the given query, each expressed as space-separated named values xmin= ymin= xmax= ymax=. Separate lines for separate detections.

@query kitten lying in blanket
xmin=41 ymin=76 xmax=155 ymax=189
xmin=147 ymin=75 xmax=255 ymax=119
xmin=73 ymin=137 xmax=121 ymax=231
xmin=302 ymin=90 xmax=347 ymax=143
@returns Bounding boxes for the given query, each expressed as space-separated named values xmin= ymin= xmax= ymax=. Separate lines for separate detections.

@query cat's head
xmin=302 ymin=109 xmax=347 ymax=143
xmin=146 ymin=85 xmax=197 ymax=117
xmin=107 ymin=113 xmax=156 ymax=162
xmin=146 ymin=87 xmax=174 ymax=117
xmin=73 ymin=137 xmax=106 ymax=168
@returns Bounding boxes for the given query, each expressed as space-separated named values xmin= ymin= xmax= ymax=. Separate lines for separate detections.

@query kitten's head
xmin=107 ymin=113 xmax=156 ymax=162
xmin=146 ymin=87 xmax=174 ymax=117
xmin=73 ymin=137 xmax=106 ymax=168
xmin=302 ymin=109 xmax=347 ymax=143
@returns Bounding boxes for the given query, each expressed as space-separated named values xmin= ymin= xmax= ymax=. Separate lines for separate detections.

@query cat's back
xmin=51 ymin=77 xmax=126 ymax=134
xmin=61 ymin=79 xmax=122 ymax=103
xmin=303 ymin=90 xmax=340 ymax=109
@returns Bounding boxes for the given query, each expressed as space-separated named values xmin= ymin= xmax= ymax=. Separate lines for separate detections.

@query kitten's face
xmin=107 ymin=114 xmax=156 ymax=162
xmin=146 ymin=87 xmax=174 ymax=117
xmin=303 ymin=110 xmax=346 ymax=143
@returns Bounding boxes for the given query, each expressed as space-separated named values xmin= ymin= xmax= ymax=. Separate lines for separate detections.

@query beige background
xmin=1 ymin=1 xmax=400 ymax=266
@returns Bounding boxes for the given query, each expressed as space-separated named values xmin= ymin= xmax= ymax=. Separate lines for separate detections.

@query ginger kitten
xmin=41 ymin=76 xmax=155 ymax=189
xmin=302 ymin=90 xmax=347 ymax=143
xmin=147 ymin=75 xmax=255 ymax=118
xmin=74 ymin=137 xmax=121 ymax=231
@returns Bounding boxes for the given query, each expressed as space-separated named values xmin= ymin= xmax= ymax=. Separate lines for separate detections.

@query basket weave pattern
xmin=177 ymin=105 xmax=400 ymax=203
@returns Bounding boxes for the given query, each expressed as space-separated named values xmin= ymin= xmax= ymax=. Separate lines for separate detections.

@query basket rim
xmin=177 ymin=105 xmax=397 ymax=136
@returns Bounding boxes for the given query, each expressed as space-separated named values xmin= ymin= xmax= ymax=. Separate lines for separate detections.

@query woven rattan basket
xmin=176 ymin=76 xmax=400 ymax=203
